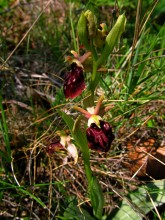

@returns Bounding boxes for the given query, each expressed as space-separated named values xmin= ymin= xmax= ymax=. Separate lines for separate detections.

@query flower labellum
xmin=86 ymin=120 xmax=115 ymax=152
xmin=63 ymin=62 xmax=85 ymax=99
xmin=46 ymin=131 xmax=78 ymax=164
xmin=46 ymin=141 xmax=64 ymax=155
xmin=74 ymin=96 xmax=115 ymax=152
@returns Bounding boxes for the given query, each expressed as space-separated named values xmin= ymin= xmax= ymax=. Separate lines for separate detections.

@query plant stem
xmin=84 ymin=159 xmax=92 ymax=183
xmin=69 ymin=3 xmax=78 ymax=52
xmin=0 ymin=95 xmax=11 ymax=162
xmin=89 ymin=59 xmax=99 ymax=97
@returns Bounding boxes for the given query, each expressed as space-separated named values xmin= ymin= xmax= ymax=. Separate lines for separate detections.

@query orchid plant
xmin=50 ymin=9 xmax=126 ymax=219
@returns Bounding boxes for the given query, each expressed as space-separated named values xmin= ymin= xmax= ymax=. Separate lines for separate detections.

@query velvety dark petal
xmin=63 ymin=63 xmax=85 ymax=99
xmin=86 ymin=121 xmax=115 ymax=152
xmin=70 ymin=62 xmax=78 ymax=70
xmin=100 ymin=120 xmax=115 ymax=140
xmin=100 ymin=120 xmax=112 ymax=133
xmin=46 ymin=141 xmax=64 ymax=155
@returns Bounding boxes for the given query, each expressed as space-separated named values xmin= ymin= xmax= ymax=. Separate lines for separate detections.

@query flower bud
xmin=84 ymin=10 xmax=97 ymax=38
xmin=77 ymin=12 xmax=91 ymax=50
xmin=93 ymin=23 xmax=108 ymax=48
xmin=97 ymin=14 xmax=126 ymax=68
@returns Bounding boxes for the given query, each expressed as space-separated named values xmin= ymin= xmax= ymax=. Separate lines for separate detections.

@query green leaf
xmin=0 ymin=150 xmax=9 ymax=160
xmin=147 ymin=119 xmax=156 ymax=128
xmin=58 ymin=110 xmax=92 ymax=182
xmin=58 ymin=110 xmax=89 ymax=159
xmin=0 ymin=0 xmax=10 ymax=11
xmin=108 ymin=180 xmax=165 ymax=220
xmin=128 ymin=62 xmax=145 ymax=95
xmin=58 ymin=110 xmax=74 ymax=131
xmin=126 ymin=31 xmax=144 ymax=97
xmin=63 ymin=200 xmax=96 ymax=220
xmin=89 ymin=176 xmax=104 ymax=219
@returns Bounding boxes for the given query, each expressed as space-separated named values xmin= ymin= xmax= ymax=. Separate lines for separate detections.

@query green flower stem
xmin=89 ymin=60 xmax=100 ymax=96
xmin=83 ymin=156 xmax=92 ymax=183
xmin=76 ymin=138 xmax=92 ymax=182
xmin=79 ymin=139 xmax=92 ymax=182
xmin=83 ymin=60 xmax=98 ymax=108
xmin=90 ymin=43 xmax=98 ymax=61
xmin=69 ymin=4 xmax=78 ymax=52
xmin=89 ymin=39 xmax=99 ymax=92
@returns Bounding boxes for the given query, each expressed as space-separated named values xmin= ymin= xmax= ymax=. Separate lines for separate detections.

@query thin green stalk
xmin=89 ymin=59 xmax=98 ymax=96
xmin=26 ymin=34 xmax=30 ymax=55
xmin=69 ymin=2 xmax=78 ymax=52
xmin=126 ymin=33 xmax=143 ymax=100
xmin=0 ymin=96 xmax=11 ymax=162
xmin=90 ymin=42 xmax=98 ymax=61
xmin=0 ymin=180 xmax=47 ymax=209
xmin=76 ymin=133 xmax=92 ymax=182
xmin=83 ymin=157 xmax=92 ymax=183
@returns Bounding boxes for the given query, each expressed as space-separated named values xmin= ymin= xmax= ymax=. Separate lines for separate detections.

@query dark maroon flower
xmin=86 ymin=120 xmax=115 ymax=152
xmin=46 ymin=141 xmax=64 ymax=155
xmin=63 ymin=63 xmax=85 ymax=99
